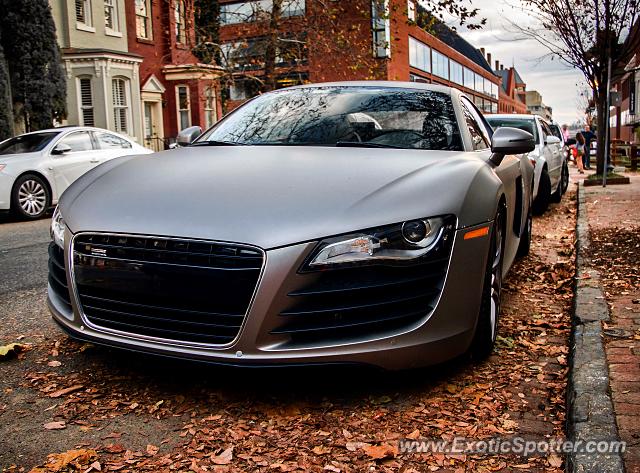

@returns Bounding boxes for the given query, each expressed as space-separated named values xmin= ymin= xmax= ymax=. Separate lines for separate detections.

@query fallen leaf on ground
xmin=362 ymin=443 xmax=397 ymax=460
xmin=211 ymin=446 xmax=233 ymax=465
xmin=49 ymin=384 xmax=84 ymax=398
xmin=43 ymin=421 xmax=66 ymax=430
xmin=0 ymin=343 xmax=27 ymax=360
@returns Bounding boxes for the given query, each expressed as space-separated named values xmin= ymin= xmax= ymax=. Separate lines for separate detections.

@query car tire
xmin=11 ymin=174 xmax=51 ymax=220
xmin=471 ymin=209 xmax=504 ymax=360
xmin=517 ymin=196 xmax=532 ymax=258
xmin=560 ymin=161 xmax=569 ymax=195
xmin=532 ymin=169 xmax=551 ymax=215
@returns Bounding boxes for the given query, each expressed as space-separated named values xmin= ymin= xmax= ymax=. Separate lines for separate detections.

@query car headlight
xmin=0 ymin=164 xmax=6 ymax=172
xmin=303 ymin=216 xmax=455 ymax=270
xmin=50 ymin=207 xmax=65 ymax=249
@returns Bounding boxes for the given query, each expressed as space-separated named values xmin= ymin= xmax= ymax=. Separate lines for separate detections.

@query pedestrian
xmin=575 ymin=132 xmax=585 ymax=174
xmin=582 ymin=124 xmax=596 ymax=169
xmin=561 ymin=124 xmax=570 ymax=141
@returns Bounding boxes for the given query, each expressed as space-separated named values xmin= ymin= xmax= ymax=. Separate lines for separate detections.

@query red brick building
xmin=217 ymin=0 xmax=500 ymax=113
xmin=494 ymin=62 xmax=528 ymax=114
xmin=610 ymin=19 xmax=639 ymax=143
xmin=124 ymin=0 xmax=224 ymax=149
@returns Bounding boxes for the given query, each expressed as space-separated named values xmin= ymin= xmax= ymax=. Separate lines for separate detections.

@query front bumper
xmin=48 ymin=224 xmax=492 ymax=370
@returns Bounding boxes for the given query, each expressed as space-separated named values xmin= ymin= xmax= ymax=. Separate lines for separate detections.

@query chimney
xmin=480 ymin=47 xmax=485 ymax=57
xmin=487 ymin=53 xmax=492 ymax=66
xmin=501 ymin=64 xmax=504 ymax=70
xmin=495 ymin=60 xmax=500 ymax=70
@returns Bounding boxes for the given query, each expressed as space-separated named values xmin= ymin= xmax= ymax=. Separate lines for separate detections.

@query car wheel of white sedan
xmin=12 ymin=174 xmax=51 ymax=219
xmin=471 ymin=209 xmax=504 ymax=359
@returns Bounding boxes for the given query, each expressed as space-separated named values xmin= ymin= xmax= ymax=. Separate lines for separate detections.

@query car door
xmin=94 ymin=131 xmax=137 ymax=161
xmin=461 ymin=98 xmax=521 ymax=270
xmin=49 ymin=130 xmax=104 ymax=194
xmin=540 ymin=120 xmax=562 ymax=188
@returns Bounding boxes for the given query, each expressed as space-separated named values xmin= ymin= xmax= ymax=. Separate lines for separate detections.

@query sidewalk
xmin=581 ymin=171 xmax=640 ymax=472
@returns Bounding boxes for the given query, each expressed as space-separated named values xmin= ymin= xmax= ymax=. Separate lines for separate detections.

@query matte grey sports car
xmin=48 ymin=82 xmax=535 ymax=370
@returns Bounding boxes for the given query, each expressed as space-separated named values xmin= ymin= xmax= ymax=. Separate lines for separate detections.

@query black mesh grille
xmin=48 ymin=243 xmax=72 ymax=312
xmin=273 ymin=223 xmax=455 ymax=345
xmin=72 ymin=234 xmax=263 ymax=345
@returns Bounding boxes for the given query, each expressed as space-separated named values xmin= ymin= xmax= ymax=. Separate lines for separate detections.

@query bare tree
xmin=513 ymin=0 xmax=639 ymax=175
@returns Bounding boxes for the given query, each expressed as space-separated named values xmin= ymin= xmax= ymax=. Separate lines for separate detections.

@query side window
xmin=538 ymin=120 xmax=549 ymax=142
xmin=460 ymin=100 xmax=490 ymax=151
xmin=57 ymin=131 xmax=94 ymax=152
xmin=96 ymin=132 xmax=132 ymax=149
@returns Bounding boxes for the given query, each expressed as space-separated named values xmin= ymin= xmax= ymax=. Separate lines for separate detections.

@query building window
xmin=220 ymin=0 xmax=306 ymax=25
xmin=112 ymin=78 xmax=131 ymax=135
xmin=135 ymin=0 xmax=152 ymax=39
xmin=77 ymin=77 xmax=94 ymax=127
xmin=175 ymin=1 xmax=186 ymax=43
xmin=104 ymin=0 xmax=119 ymax=32
xmin=176 ymin=85 xmax=191 ymax=131
xmin=408 ymin=37 xmax=430 ymax=73
xmin=432 ymin=50 xmax=449 ymax=80
xmin=204 ymin=87 xmax=217 ymax=128
xmin=75 ymin=0 xmax=93 ymax=27
xmin=474 ymin=73 xmax=484 ymax=93
xmin=450 ymin=60 xmax=463 ymax=86
xmin=409 ymin=73 xmax=429 ymax=83
xmin=371 ymin=0 xmax=390 ymax=58
xmin=463 ymin=67 xmax=474 ymax=90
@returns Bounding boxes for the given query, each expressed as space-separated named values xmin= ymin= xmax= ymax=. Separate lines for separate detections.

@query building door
xmin=143 ymin=101 xmax=163 ymax=151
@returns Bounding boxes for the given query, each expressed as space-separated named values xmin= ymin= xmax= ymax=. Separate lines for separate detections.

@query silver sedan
xmin=48 ymin=83 xmax=534 ymax=370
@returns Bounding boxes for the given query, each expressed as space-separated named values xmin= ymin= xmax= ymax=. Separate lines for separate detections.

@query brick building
xmin=494 ymin=62 xmax=528 ymax=114
xmin=217 ymin=0 xmax=500 ymax=114
xmin=125 ymin=0 xmax=224 ymax=150
xmin=610 ymin=19 xmax=639 ymax=143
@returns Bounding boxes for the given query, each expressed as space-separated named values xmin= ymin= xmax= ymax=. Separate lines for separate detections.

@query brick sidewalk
xmin=582 ymin=172 xmax=640 ymax=473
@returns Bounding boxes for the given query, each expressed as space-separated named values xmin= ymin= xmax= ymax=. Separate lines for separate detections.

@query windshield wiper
xmin=190 ymin=140 xmax=242 ymax=146
xmin=335 ymin=141 xmax=405 ymax=149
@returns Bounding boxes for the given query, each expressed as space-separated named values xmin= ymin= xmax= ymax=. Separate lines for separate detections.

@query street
xmin=0 ymin=185 xmax=576 ymax=472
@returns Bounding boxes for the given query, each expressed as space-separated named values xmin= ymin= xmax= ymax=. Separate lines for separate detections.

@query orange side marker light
xmin=464 ymin=226 xmax=490 ymax=240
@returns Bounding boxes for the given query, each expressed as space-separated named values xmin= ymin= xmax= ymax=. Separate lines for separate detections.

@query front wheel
xmin=11 ymin=174 xmax=51 ymax=220
xmin=471 ymin=210 xmax=504 ymax=359
xmin=560 ymin=161 xmax=569 ymax=194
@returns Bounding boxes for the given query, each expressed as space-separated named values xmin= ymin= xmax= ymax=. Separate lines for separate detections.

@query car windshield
xmin=197 ymin=87 xmax=463 ymax=151
xmin=0 ymin=132 xmax=60 ymax=155
xmin=485 ymin=118 xmax=539 ymax=142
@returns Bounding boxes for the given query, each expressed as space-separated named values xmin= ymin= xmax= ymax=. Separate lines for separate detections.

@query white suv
xmin=0 ymin=127 xmax=151 ymax=219
xmin=486 ymin=115 xmax=568 ymax=214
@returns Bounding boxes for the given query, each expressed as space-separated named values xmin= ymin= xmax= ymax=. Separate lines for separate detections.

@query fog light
xmin=402 ymin=220 xmax=430 ymax=244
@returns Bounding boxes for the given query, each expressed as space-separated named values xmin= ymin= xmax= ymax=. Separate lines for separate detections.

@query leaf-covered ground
xmin=1 ymin=191 xmax=577 ymax=473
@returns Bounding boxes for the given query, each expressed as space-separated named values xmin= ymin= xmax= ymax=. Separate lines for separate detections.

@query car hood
xmin=61 ymin=146 xmax=488 ymax=249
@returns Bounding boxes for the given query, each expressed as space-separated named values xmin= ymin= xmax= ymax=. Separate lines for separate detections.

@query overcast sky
xmin=452 ymin=0 xmax=586 ymax=125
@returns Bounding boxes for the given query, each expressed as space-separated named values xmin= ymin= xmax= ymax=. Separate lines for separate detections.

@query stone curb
xmin=566 ymin=183 xmax=625 ymax=472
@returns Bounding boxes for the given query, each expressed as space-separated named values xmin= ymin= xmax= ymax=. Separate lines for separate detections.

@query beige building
xmin=49 ymin=0 xmax=143 ymax=143
xmin=525 ymin=90 xmax=553 ymax=122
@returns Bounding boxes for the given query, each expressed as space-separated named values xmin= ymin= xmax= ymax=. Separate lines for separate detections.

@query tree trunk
xmin=262 ymin=0 xmax=283 ymax=92
xmin=595 ymin=86 xmax=608 ymax=176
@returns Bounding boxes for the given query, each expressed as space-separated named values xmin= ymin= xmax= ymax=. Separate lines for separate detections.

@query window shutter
xmin=79 ymin=78 xmax=94 ymax=127
xmin=75 ymin=0 xmax=85 ymax=22
xmin=112 ymin=79 xmax=129 ymax=133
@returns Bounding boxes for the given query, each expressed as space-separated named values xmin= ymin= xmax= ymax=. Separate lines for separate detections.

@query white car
xmin=0 ymin=127 xmax=151 ymax=219
xmin=486 ymin=115 xmax=568 ymax=214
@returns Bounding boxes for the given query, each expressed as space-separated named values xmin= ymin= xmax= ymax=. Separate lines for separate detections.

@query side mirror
xmin=489 ymin=127 xmax=536 ymax=166
xmin=546 ymin=135 xmax=561 ymax=145
xmin=51 ymin=143 xmax=72 ymax=155
xmin=176 ymin=126 xmax=203 ymax=147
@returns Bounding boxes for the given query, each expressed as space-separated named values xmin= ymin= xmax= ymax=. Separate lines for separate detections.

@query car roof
xmin=14 ymin=126 xmax=134 ymax=140
xmin=487 ymin=114 xmax=537 ymax=120
xmin=281 ymin=81 xmax=458 ymax=97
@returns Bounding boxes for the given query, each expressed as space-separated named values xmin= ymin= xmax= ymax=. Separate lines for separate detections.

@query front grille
xmin=273 ymin=220 xmax=455 ymax=345
xmin=48 ymin=243 xmax=72 ymax=312
xmin=72 ymin=234 xmax=264 ymax=345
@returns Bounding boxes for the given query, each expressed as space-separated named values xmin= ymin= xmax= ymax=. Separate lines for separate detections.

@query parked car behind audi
xmin=486 ymin=115 xmax=568 ymax=214
xmin=48 ymin=83 xmax=535 ymax=370
xmin=0 ymin=127 xmax=151 ymax=219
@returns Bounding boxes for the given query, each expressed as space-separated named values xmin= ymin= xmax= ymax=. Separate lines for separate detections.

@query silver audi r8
xmin=48 ymin=82 xmax=535 ymax=370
